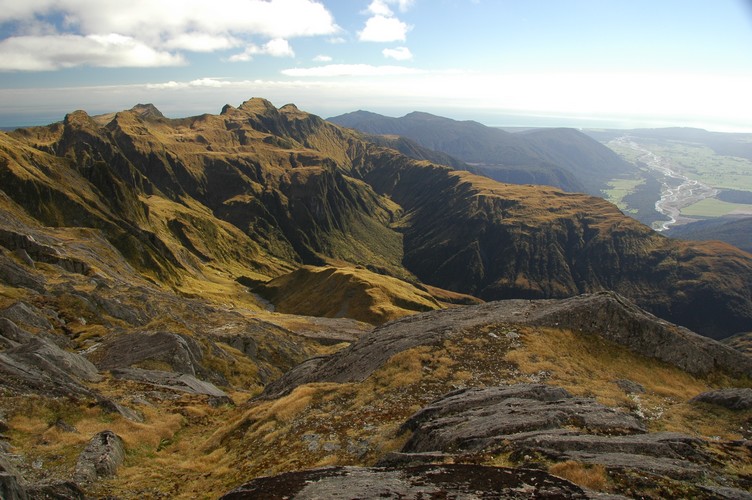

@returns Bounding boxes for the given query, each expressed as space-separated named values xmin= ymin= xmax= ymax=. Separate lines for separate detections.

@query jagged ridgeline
xmin=1 ymin=98 xmax=751 ymax=338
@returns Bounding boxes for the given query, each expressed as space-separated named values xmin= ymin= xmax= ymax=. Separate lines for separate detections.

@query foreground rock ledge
xmin=220 ymin=464 xmax=597 ymax=499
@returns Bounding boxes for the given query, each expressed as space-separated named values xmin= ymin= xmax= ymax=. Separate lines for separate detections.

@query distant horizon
xmin=2 ymin=98 xmax=751 ymax=135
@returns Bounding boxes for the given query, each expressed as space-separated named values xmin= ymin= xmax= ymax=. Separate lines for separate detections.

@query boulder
xmin=73 ymin=430 xmax=125 ymax=483
xmin=691 ymin=388 xmax=752 ymax=410
xmin=220 ymin=464 xmax=595 ymax=499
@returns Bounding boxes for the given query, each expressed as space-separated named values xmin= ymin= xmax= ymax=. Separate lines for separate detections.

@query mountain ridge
xmin=328 ymin=109 xmax=636 ymax=195
xmin=2 ymin=100 xmax=751 ymax=337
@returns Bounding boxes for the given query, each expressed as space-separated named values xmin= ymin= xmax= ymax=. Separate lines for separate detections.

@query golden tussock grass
xmin=504 ymin=326 xmax=751 ymax=439
xmin=549 ymin=461 xmax=610 ymax=491
xmin=504 ymin=327 xmax=710 ymax=405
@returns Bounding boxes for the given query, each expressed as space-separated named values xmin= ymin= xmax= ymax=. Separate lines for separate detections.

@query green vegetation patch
xmin=648 ymin=141 xmax=752 ymax=191
xmin=681 ymin=198 xmax=752 ymax=218
xmin=603 ymin=177 xmax=645 ymax=212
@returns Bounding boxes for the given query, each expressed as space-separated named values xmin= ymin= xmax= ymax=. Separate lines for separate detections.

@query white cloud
xmin=358 ymin=15 xmax=410 ymax=42
xmin=313 ymin=54 xmax=333 ymax=62
xmin=3 ymin=72 xmax=752 ymax=133
xmin=367 ymin=0 xmax=394 ymax=16
xmin=228 ymin=38 xmax=295 ymax=62
xmin=0 ymin=0 xmax=337 ymax=70
xmin=163 ymin=33 xmax=241 ymax=53
xmin=0 ymin=34 xmax=184 ymax=71
xmin=390 ymin=0 xmax=415 ymax=12
xmin=281 ymin=64 xmax=422 ymax=77
xmin=382 ymin=46 xmax=412 ymax=60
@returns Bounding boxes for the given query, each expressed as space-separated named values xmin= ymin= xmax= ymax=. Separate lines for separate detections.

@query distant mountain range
xmin=328 ymin=110 xmax=636 ymax=196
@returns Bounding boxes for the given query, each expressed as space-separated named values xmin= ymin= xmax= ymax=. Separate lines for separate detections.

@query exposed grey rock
xmin=699 ymin=486 xmax=752 ymax=500
xmin=0 ymin=452 xmax=19 ymax=475
xmin=0 ymin=303 xmax=53 ymax=333
xmin=7 ymin=338 xmax=100 ymax=383
xmin=506 ymin=431 xmax=704 ymax=461
xmin=505 ymin=431 xmax=715 ymax=479
xmin=565 ymin=452 xmax=707 ymax=480
xmin=220 ymin=464 xmax=594 ymax=499
xmin=0 ymin=229 xmax=90 ymax=276
xmin=111 ymin=367 xmax=231 ymax=401
xmin=524 ymin=293 xmax=752 ymax=377
xmin=615 ymin=379 xmax=645 ymax=394
xmin=0 ymin=334 xmax=100 ymax=396
xmin=97 ymin=398 xmax=144 ymax=423
xmin=691 ymin=388 xmax=752 ymax=410
xmin=12 ymin=249 xmax=34 ymax=267
xmin=401 ymin=384 xmax=645 ymax=453
xmin=92 ymin=331 xmax=205 ymax=376
xmin=73 ymin=430 xmax=125 ymax=483
xmin=0 ymin=318 xmax=32 ymax=345
xmin=0 ymin=252 xmax=44 ymax=292
xmin=264 ymin=292 xmax=752 ymax=398
xmin=0 ymin=472 xmax=28 ymax=500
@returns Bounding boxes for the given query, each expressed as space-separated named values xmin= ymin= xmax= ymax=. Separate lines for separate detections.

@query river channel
xmin=611 ymin=136 xmax=717 ymax=231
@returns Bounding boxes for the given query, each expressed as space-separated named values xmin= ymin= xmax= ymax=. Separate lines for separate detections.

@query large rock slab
xmin=220 ymin=464 xmax=597 ymax=499
xmin=111 ymin=367 xmax=230 ymax=401
xmin=91 ymin=331 xmax=205 ymax=376
xmin=396 ymin=383 xmax=750 ymax=489
xmin=401 ymin=384 xmax=645 ymax=453
xmin=0 ymin=334 xmax=100 ymax=396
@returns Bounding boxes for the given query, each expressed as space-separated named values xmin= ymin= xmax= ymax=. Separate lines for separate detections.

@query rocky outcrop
xmin=394 ymin=383 xmax=751 ymax=494
xmin=263 ymin=292 xmax=752 ymax=398
xmin=691 ymin=388 xmax=752 ymax=410
xmin=90 ymin=330 xmax=216 ymax=380
xmin=111 ymin=368 xmax=231 ymax=403
xmin=0 ymin=318 xmax=100 ymax=396
xmin=73 ymin=430 xmax=125 ymax=483
xmin=523 ymin=292 xmax=752 ymax=376
xmin=401 ymin=384 xmax=645 ymax=453
xmin=220 ymin=464 xmax=595 ymax=499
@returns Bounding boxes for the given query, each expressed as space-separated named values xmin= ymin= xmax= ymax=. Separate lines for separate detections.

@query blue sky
xmin=1 ymin=0 xmax=751 ymax=130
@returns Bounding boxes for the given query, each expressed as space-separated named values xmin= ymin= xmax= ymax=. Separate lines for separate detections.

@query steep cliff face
xmin=352 ymin=148 xmax=752 ymax=338
xmin=2 ymin=99 xmax=752 ymax=337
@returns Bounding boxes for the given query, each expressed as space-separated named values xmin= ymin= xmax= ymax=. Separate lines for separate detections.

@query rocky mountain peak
xmin=129 ymin=103 xmax=164 ymax=120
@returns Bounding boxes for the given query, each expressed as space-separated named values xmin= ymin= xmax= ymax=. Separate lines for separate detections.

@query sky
xmin=1 ymin=0 xmax=751 ymax=131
